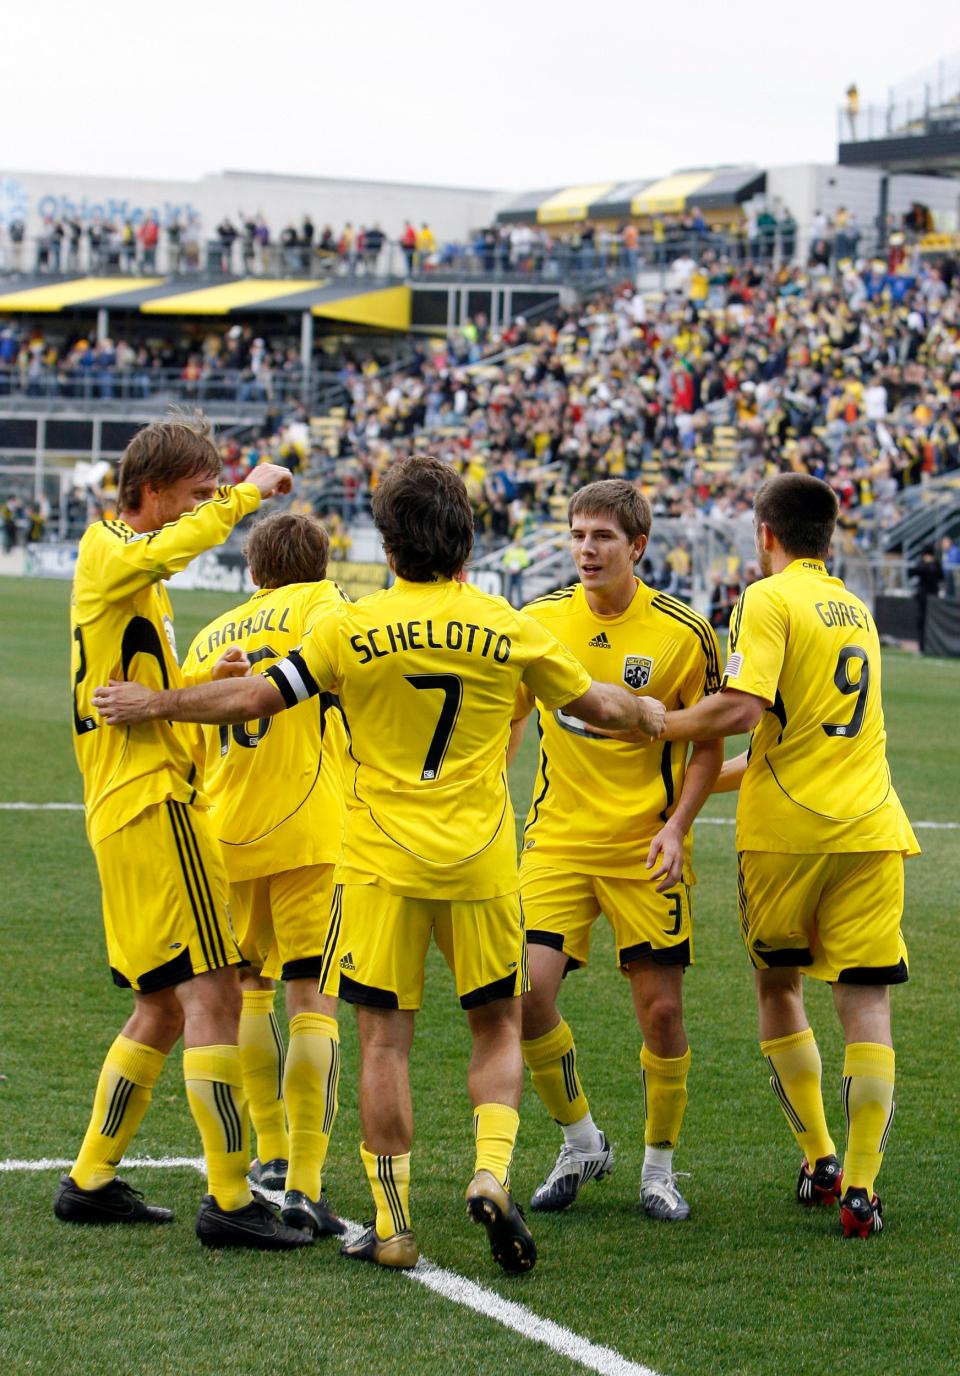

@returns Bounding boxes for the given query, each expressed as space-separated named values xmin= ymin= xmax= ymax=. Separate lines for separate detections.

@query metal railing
xmin=838 ymin=59 xmax=960 ymax=143
xmin=0 ymin=364 xmax=348 ymax=414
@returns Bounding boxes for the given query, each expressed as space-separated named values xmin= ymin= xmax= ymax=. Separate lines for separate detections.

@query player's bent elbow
xmin=723 ymin=689 xmax=765 ymax=734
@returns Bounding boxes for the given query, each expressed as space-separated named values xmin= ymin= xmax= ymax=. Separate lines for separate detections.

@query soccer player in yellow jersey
xmin=509 ymin=481 xmax=722 ymax=1221
xmin=56 ymin=413 xmax=310 ymax=1251
xmin=181 ymin=513 xmax=348 ymax=1239
xmin=661 ymin=473 xmax=918 ymax=1238
xmin=93 ymin=455 xmax=668 ymax=1274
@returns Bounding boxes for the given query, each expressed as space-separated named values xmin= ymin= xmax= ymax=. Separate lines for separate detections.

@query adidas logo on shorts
xmin=588 ymin=631 xmax=611 ymax=648
xmin=339 ymin=951 xmax=356 ymax=971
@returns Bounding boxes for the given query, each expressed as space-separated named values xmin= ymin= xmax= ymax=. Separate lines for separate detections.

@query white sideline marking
xmin=5 ymin=1154 xmax=664 ymax=1376
xmin=2 ymin=802 xmax=957 ymax=831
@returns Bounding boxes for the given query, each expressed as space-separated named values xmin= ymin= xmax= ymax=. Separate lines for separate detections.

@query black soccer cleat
xmin=54 ymin=1174 xmax=174 ymax=1225
xmin=248 ymin=1157 xmax=288 ymax=1192
xmin=839 ymin=1187 xmax=884 ymax=1238
xmin=796 ymin=1154 xmax=843 ymax=1207
xmin=465 ymin=1170 xmax=537 ymax=1274
xmin=341 ymin=1222 xmax=419 ymax=1269
xmin=196 ymin=1190 xmax=314 ymax=1249
xmin=281 ymin=1189 xmax=347 ymax=1238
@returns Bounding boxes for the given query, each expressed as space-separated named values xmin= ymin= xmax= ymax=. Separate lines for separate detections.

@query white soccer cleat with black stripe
xmin=640 ymin=1172 xmax=691 ymax=1221
xmin=529 ymin=1133 xmax=614 ymax=1213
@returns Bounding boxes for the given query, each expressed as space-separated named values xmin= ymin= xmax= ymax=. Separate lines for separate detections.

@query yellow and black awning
xmin=0 ymin=277 xmax=164 ymax=312
xmin=0 ymin=276 xmax=412 ymax=330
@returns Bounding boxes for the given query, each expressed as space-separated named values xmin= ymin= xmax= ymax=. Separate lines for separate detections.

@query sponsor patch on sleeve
xmin=723 ymin=651 xmax=743 ymax=680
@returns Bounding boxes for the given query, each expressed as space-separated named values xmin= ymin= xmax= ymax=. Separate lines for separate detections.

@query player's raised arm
xmin=97 ymin=462 xmax=293 ymax=600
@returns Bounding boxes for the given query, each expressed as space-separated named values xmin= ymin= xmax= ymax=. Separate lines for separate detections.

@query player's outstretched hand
xmin=646 ymin=819 xmax=685 ymax=892
xmin=212 ymin=647 xmax=251 ymax=680
xmin=93 ymin=679 xmax=158 ymax=725
xmin=246 ymin=463 xmax=293 ymax=499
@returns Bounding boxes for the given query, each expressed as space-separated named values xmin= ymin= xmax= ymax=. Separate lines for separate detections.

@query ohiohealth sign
xmin=0 ymin=175 xmax=199 ymax=230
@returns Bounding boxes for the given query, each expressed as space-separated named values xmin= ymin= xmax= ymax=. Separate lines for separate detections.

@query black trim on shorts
xmin=460 ymin=971 xmax=518 ymax=1010
xmin=281 ymin=956 xmax=326 ymax=981
xmin=122 ymin=946 xmax=196 ymax=993
xmin=837 ymin=958 xmax=909 ymax=986
xmin=756 ymin=946 xmax=814 ymax=968
xmin=619 ymin=938 xmax=691 ymax=969
xmin=338 ymin=973 xmax=399 ymax=1009
xmin=525 ymin=929 xmax=582 ymax=977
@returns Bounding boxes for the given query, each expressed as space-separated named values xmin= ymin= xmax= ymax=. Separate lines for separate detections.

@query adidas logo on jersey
xmin=588 ymin=631 xmax=611 ymax=648
xmin=339 ymin=951 xmax=356 ymax=971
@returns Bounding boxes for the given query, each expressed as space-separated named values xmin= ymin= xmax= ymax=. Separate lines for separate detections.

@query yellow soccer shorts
xmin=736 ymin=850 xmax=909 ymax=984
xmin=328 ymin=881 xmax=529 ymax=1011
xmin=230 ymin=863 xmax=337 ymax=983
xmin=519 ymin=859 xmax=693 ymax=974
xmin=94 ymin=800 xmax=242 ymax=993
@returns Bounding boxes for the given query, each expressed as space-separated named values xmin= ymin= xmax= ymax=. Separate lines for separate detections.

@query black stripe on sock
xmin=267 ymin=1013 xmax=285 ymax=1102
xmin=378 ymin=1154 xmax=406 ymax=1233
xmin=560 ymin=1048 xmax=577 ymax=1102
xmin=167 ymin=801 xmax=212 ymax=969
xmin=766 ymin=1061 xmax=805 ymax=1133
xmin=100 ymin=1076 xmax=135 ymax=1138
xmin=213 ymin=1080 xmax=243 ymax=1154
xmin=879 ymin=1099 xmax=896 ymax=1154
xmin=322 ymin=1039 xmax=340 ymax=1135
xmin=178 ymin=804 xmax=228 ymax=967
xmin=842 ymin=1075 xmax=852 ymax=1142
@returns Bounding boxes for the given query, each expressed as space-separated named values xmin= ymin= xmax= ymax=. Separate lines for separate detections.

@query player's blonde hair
xmin=245 ymin=512 xmax=330 ymax=588
xmin=117 ymin=409 xmax=221 ymax=512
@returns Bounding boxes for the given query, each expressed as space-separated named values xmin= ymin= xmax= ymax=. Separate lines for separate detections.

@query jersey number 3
xmin=405 ymin=673 xmax=463 ymax=781
xmin=821 ymin=646 xmax=870 ymax=739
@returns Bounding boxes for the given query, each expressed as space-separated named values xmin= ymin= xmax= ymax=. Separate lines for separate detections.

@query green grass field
xmin=1 ymin=576 xmax=958 ymax=1376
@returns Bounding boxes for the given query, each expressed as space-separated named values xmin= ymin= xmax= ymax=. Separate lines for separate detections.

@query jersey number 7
xmin=405 ymin=673 xmax=463 ymax=781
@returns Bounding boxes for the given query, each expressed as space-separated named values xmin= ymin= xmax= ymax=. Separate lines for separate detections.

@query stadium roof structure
xmin=839 ymin=56 xmax=960 ymax=175
xmin=495 ymin=167 xmax=765 ymax=224
xmin=0 ymin=277 xmax=412 ymax=329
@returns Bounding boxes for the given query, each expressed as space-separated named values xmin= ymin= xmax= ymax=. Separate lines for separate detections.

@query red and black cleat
xmin=796 ymin=1154 xmax=843 ymax=1207
xmin=839 ymin=1187 xmax=883 ymax=1238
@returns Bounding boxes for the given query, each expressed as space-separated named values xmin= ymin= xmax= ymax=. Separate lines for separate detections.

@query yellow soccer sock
xmin=473 ymin=1102 xmax=520 ymax=1186
xmin=183 ymin=1044 xmax=252 ymax=1212
xmin=842 ymin=1042 xmax=895 ymax=1196
xmin=521 ymin=1020 xmax=589 ymax=1125
xmin=284 ymin=1013 xmax=340 ymax=1200
xmin=640 ymin=1045 xmax=691 ymax=1149
xmin=360 ymin=1141 xmax=411 ymax=1239
xmin=238 ymin=989 xmax=289 ymax=1165
xmin=72 ymin=1035 xmax=166 ymax=1190
xmin=760 ymin=1029 xmax=836 ymax=1165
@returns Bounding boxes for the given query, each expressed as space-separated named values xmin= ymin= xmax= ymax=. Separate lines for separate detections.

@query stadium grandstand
xmin=2 ymin=68 xmax=960 ymax=652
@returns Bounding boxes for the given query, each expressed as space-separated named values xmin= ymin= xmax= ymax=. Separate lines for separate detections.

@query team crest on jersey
xmin=623 ymin=654 xmax=654 ymax=690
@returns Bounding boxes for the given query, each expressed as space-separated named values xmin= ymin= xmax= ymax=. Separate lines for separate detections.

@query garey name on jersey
xmin=350 ymin=619 xmax=512 ymax=665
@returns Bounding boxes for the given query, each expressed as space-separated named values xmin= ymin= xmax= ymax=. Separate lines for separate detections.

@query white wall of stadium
xmin=0 ymin=169 xmax=511 ymax=243
xmin=766 ymin=163 xmax=960 ymax=233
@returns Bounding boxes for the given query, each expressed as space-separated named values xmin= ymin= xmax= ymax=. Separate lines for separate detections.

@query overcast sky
xmin=6 ymin=3 xmax=957 ymax=190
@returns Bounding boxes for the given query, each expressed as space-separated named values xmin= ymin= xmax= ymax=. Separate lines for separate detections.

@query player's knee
xmin=637 ymin=993 xmax=683 ymax=1044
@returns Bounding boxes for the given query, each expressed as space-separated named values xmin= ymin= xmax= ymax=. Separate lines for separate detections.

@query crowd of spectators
xmin=302 ymin=250 xmax=960 ymax=605
xmin=6 ymin=247 xmax=959 ymax=624
xmin=0 ymin=202 xmax=940 ymax=282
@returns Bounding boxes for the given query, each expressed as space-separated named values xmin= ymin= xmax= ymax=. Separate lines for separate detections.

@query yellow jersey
xmin=181 ymin=580 xmax=348 ymax=882
xmin=517 ymin=582 xmax=722 ymax=877
xmin=723 ymin=559 xmax=919 ymax=855
xmin=262 ymin=576 xmax=592 ymax=899
xmin=71 ymin=483 xmax=262 ymax=846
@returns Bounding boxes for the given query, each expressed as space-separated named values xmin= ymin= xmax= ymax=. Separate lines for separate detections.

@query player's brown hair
xmin=568 ymin=479 xmax=652 ymax=543
xmin=117 ymin=410 xmax=221 ymax=512
xmin=754 ymin=473 xmax=838 ymax=558
xmin=245 ymin=512 xmax=330 ymax=588
xmin=372 ymin=455 xmax=473 ymax=581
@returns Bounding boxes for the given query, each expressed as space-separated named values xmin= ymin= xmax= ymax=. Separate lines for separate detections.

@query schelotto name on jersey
xmin=349 ymin=619 xmax=513 ymax=665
